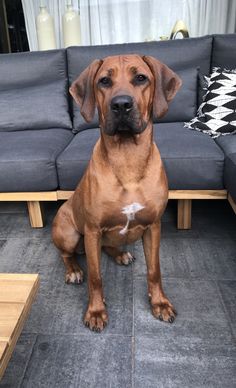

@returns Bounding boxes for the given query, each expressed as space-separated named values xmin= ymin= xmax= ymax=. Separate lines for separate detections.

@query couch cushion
xmin=0 ymin=129 xmax=73 ymax=192
xmin=0 ymin=50 xmax=72 ymax=131
xmin=57 ymin=129 xmax=100 ymax=190
xmin=154 ymin=122 xmax=225 ymax=190
xmin=215 ymin=134 xmax=236 ymax=201
xmin=57 ymin=123 xmax=224 ymax=191
xmin=67 ymin=35 xmax=212 ymax=132
xmin=212 ymin=34 xmax=236 ymax=69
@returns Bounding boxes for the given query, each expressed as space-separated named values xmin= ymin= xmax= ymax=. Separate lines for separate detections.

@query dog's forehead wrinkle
xmin=101 ymin=55 xmax=150 ymax=77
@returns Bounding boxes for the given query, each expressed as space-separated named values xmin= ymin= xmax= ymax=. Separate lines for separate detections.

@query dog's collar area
xmin=120 ymin=202 xmax=145 ymax=235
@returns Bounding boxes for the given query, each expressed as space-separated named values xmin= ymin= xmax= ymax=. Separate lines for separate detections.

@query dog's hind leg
xmin=52 ymin=201 xmax=83 ymax=284
xmin=103 ymin=246 xmax=135 ymax=265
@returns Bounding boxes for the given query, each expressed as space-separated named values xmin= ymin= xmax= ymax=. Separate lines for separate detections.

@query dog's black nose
xmin=111 ymin=95 xmax=133 ymax=114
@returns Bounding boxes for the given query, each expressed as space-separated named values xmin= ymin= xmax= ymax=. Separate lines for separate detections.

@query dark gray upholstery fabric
xmin=0 ymin=129 xmax=73 ymax=191
xmin=215 ymin=134 xmax=236 ymax=201
xmin=224 ymin=153 xmax=236 ymax=201
xmin=57 ymin=129 xmax=100 ymax=189
xmin=212 ymin=34 xmax=236 ymax=69
xmin=216 ymin=134 xmax=236 ymax=156
xmin=0 ymin=50 xmax=72 ymax=131
xmin=67 ymin=36 xmax=212 ymax=132
xmin=154 ymin=122 xmax=224 ymax=190
xmin=57 ymin=122 xmax=224 ymax=190
xmin=157 ymin=67 xmax=198 ymax=123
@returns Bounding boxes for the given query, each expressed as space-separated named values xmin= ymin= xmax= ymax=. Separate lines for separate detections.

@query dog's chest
xmin=101 ymin=199 xmax=156 ymax=246
xmin=100 ymin=189 xmax=164 ymax=245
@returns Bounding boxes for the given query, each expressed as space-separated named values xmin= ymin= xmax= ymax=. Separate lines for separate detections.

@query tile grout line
xmin=22 ymin=331 xmax=133 ymax=338
xmin=131 ymin=246 xmax=136 ymax=388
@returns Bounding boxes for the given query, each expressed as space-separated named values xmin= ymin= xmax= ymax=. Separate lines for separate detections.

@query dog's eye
xmin=135 ymin=74 xmax=147 ymax=84
xmin=99 ymin=77 xmax=111 ymax=87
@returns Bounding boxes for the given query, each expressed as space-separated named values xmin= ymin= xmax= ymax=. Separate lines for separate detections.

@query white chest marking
xmin=120 ymin=202 xmax=145 ymax=235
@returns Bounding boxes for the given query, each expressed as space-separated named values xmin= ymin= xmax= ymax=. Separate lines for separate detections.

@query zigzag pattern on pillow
xmin=185 ymin=67 xmax=236 ymax=138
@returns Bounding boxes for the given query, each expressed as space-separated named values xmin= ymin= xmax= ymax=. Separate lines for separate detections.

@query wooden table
xmin=0 ymin=274 xmax=39 ymax=380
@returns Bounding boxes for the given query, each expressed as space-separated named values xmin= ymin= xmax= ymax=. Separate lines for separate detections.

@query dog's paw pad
xmin=65 ymin=270 xmax=83 ymax=284
xmin=116 ymin=251 xmax=135 ymax=265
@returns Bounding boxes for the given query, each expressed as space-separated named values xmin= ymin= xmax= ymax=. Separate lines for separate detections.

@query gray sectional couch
xmin=0 ymin=34 xmax=235 ymax=228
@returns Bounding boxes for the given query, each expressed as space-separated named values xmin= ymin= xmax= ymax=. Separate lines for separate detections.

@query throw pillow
xmin=185 ymin=67 xmax=236 ymax=138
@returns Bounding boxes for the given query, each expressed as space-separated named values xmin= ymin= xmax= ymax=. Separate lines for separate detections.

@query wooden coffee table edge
xmin=0 ymin=274 xmax=40 ymax=380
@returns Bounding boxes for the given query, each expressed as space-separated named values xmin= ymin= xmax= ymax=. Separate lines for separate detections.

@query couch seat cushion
xmin=57 ymin=129 xmax=100 ymax=190
xmin=215 ymin=134 xmax=236 ymax=201
xmin=0 ymin=129 xmax=73 ymax=192
xmin=57 ymin=123 xmax=224 ymax=191
xmin=154 ymin=122 xmax=224 ymax=189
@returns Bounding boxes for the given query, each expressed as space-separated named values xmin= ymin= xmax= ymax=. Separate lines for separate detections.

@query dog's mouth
xmin=104 ymin=111 xmax=147 ymax=137
xmin=115 ymin=119 xmax=136 ymax=134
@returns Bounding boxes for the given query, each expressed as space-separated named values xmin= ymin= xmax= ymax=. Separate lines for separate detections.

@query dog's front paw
xmin=65 ymin=269 xmax=83 ymax=284
xmin=115 ymin=251 xmax=135 ymax=265
xmin=84 ymin=307 xmax=108 ymax=332
xmin=151 ymin=299 xmax=177 ymax=323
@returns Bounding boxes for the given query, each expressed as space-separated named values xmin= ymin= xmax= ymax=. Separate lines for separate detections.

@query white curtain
xmin=22 ymin=0 xmax=236 ymax=51
xmin=80 ymin=0 xmax=187 ymax=45
xmin=184 ymin=0 xmax=236 ymax=37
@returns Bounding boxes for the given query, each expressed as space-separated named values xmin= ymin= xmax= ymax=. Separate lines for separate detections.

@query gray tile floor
xmin=0 ymin=200 xmax=235 ymax=388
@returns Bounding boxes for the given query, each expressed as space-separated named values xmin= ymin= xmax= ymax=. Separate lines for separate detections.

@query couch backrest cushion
xmin=0 ymin=49 xmax=72 ymax=131
xmin=67 ymin=36 xmax=212 ymax=132
xmin=211 ymin=34 xmax=236 ymax=69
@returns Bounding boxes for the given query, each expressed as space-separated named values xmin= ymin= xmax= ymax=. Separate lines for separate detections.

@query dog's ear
xmin=69 ymin=59 xmax=103 ymax=122
xmin=142 ymin=55 xmax=182 ymax=119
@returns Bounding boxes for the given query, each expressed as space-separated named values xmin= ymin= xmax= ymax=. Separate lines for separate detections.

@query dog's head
xmin=70 ymin=54 xmax=182 ymax=136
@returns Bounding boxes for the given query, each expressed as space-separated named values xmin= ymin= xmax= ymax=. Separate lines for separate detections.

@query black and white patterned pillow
xmin=185 ymin=67 xmax=236 ymax=138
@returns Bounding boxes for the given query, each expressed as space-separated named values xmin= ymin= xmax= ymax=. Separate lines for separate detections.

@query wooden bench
xmin=0 ymin=189 xmax=231 ymax=229
xmin=0 ymin=274 xmax=39 ymax=380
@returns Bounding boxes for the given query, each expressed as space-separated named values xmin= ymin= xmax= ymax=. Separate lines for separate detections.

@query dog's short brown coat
xmin=52 ymin=54 xmax=182 ymax=332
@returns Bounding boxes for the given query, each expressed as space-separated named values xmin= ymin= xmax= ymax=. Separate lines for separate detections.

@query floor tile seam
xmin=133 ymin=275 xmax=236 ymax=281
xmin=215 ymin=279 xmax=236 ymax=343
xmin=131 ymin=262 xmax=135 ymax=388
xmin=19 ymin=334 xmax=38 ymax=388
xmin=131 ymin=337 xmax=135 ymax=388
xmin=21 ymin=331 xmax=133 ymax=339
xmin=132 ymin=262 xmax=135 ymax=338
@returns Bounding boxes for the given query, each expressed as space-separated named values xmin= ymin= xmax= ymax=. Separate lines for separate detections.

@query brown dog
xmin=52 ymin=54 xmax=182 ymax=332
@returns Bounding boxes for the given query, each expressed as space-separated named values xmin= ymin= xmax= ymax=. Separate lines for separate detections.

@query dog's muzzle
xmin=104 ymin=94 xmax=146 ymax=136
